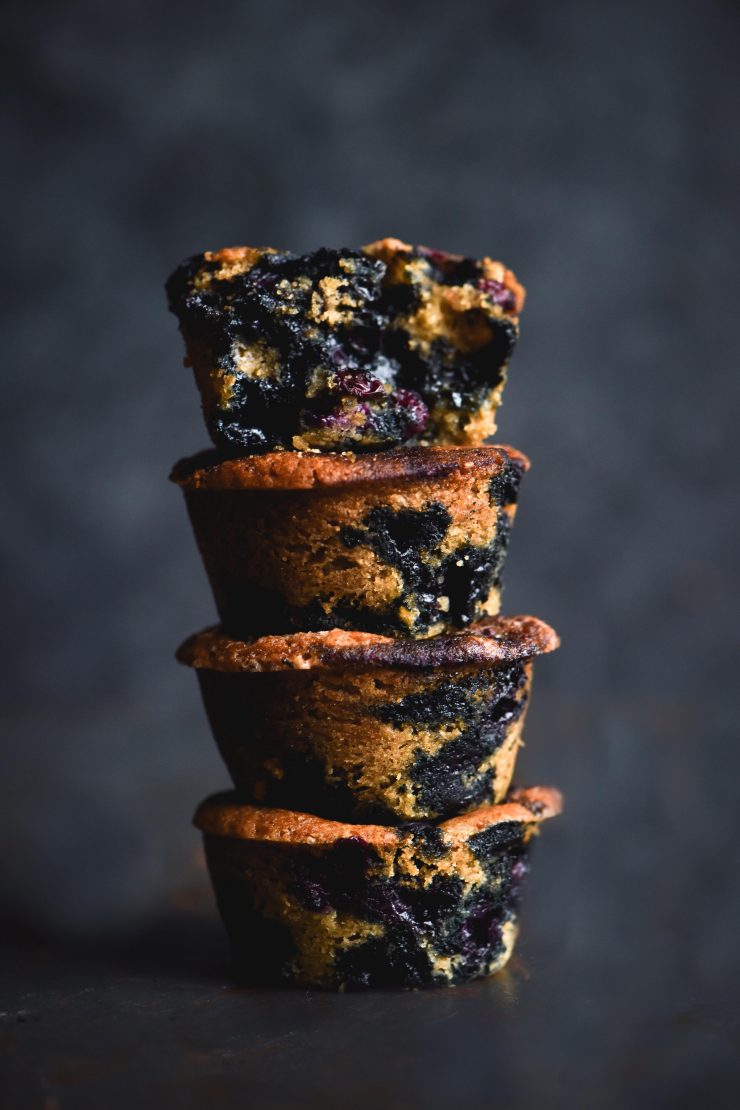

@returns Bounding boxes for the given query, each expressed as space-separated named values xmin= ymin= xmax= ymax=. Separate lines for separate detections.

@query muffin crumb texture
xmin=167 ymin=238 xmax=524 ymax=452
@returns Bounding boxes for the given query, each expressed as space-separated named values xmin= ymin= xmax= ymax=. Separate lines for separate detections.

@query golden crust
xmin=193 ymin=786 xmax=562 ymax=847
xmin=442 ymin=785 xmax=564 ymax=836
xmin=194 ymin=247 xmax=279 ymax=285
xmin=197 ymin=801 xmax=401 ymax=849
xmin=362 ymin=237 xmax=526 ymax=316
xmin=171 ymin=444 xmax=530 ymax=492
xmin=362 ymin=236 xmax=415 ymax=258
xmin=176 ymin=614 xmax=560 ymax=674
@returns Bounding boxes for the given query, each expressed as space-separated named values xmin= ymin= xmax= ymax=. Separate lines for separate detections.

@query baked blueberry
xmin=194 ymin=785 xmax=562 ymax=989
xmin=171 ymin=445 xmax=529 ymax=639
xmin=166 ymin=238 xmax=524 ymax=452
xmin=177 ymin=615 xmax=559 ymax=823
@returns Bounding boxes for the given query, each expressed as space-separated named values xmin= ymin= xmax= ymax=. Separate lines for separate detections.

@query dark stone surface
xmin=1 ymin=0 xmax=739 ymax=1105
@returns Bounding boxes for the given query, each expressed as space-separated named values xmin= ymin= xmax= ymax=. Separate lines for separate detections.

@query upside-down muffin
xmin=195 ymin=786 xmax=561 ymax=990
xmin=178 ymin=616 xmax=558 ymax=823
xmin=172 ymin=445 xmax=528 ymax=639
xmin=166 ymin=238 xmax=524 ymax=452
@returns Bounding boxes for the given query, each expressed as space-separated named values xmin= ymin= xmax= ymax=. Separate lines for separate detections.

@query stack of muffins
xmin=167 ymin=237 xmax=562 ymax=990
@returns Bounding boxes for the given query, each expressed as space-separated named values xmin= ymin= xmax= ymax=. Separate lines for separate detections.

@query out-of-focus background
xmin=2 ymin=1 xmax=739 ymax=1106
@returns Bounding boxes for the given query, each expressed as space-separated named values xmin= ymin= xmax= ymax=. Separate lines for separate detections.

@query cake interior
xmin=166 ymin=238 xmax=524 ymax=452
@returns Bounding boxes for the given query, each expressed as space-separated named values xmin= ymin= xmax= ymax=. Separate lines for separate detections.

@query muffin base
xmin=196 ymin=786 xmax=561 ymax=990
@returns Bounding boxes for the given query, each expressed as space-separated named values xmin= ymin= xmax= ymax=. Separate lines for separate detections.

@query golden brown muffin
xmin=165 ymin=238 xmax=524 ymax=452
xmin=171 ymin=444 xmax=528 ymax=639
xmin=178 ymin=616 xmax=559 ymax=822
xmin=195 ymin=785 xmax=562 ymax=990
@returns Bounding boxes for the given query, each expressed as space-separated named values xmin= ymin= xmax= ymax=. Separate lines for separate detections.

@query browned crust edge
xmin=176 ymin=615 xmax=559 ymax=673
xmin=170 ymin=445 xmax=530 ymax=492
xmin=193 ymin=786 xmax=562 ymax=847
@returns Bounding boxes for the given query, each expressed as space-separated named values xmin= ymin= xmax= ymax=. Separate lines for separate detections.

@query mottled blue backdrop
xmin=2 ymin=1 xmax=739 ymax=1105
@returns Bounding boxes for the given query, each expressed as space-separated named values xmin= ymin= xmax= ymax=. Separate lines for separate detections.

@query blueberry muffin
xmin=171 ymin=445 xmax=528 ymax=639
xmin=194 ymin=785 xmax=562 ymax=990
xmin=166 ymin=237 xmax=524 ymax=452
xmin=177 ymin=616 xmax=558 ymax=823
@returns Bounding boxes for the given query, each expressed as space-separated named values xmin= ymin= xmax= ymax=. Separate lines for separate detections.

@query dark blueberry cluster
xmin=330 ymin=826 xmax=530 ymax=989
xmin=377 ymin=663 xmax=528 ymax=816
xmin=339 ymin=493 xmax=517 ymax=635
xmin=289 ymin=836 xmax=382 ymax=911
xmin=488 ymin=455 xmax=527 ymax=506
xmin=477 ymin=278 xmax=518 ymax=311
xmin=166 ymin=241 xmax=521 ymax=452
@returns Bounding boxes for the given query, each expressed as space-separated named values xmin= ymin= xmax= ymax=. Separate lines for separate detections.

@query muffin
xmin=194 ymin=785 xmax=562 ymax=990
xmin=171 ymin=445 xmax=529 ymax=639
xmin=177 ymin=616 xmax=559 ymax=823
xmin=166 ymin=237 xmax=524 ymax=452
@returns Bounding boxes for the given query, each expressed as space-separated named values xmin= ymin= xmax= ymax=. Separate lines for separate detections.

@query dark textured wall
xmin=2 ymin=0 xmax=738 ymax=1001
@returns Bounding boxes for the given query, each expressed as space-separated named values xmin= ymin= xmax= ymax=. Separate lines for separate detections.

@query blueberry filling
xmin=375 ymin=664 xmax=528 ymax=816
xmin=459 ymin=902 xmax=505 ymax=962
xmin=331 ymin=841 xmax=529 ymax=988
xmin=477 ymin=278 xmax=518 ymax=312
xmin=488 ymin=457 xmax=526 ymax=506
xmin=340 ymin=501 xmax=513 ymax=634
xmin=469 ymin=820 xmax=527 ymax=870
xmin=289 ymin=836 xmax=382 ymax=911
xmin=372 ymin=667 xmax=518 ymax=728
xmin=342 ymin=501 xmax=450 ymax=573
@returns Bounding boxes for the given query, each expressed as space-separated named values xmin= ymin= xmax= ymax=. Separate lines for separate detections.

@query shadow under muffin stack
xmin=167 ymin=238 xmax=563 ymax=989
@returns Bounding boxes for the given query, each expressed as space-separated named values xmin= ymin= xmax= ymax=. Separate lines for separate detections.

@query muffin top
xmin=166 ymin=237 xmax=525 ymax=453
xmin=193 ymin=786 xmax=562 ymax=848
xmin=171 ymin=443 xmax=529 ymax=492
xmin=177 ymin=614 xmax=559 ymax=673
